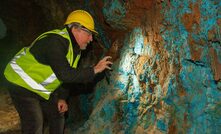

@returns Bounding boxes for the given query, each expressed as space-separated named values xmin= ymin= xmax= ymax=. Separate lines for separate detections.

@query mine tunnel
xmin=0 ymin=0 xmax=221 ymax=134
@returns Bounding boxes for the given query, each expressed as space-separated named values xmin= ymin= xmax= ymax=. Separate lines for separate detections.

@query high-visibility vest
xmin=4 ymin=28 xmax=81 ymax=100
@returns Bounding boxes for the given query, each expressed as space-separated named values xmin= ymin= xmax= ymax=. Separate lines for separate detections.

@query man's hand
xmin=57 ymin=99 xmax=68 ymax=113
xmin=94 ymin=56 xmax=113 ymax=74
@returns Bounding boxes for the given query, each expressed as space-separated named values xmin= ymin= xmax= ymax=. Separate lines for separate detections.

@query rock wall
xmin=75 ymin=0 xmax=221 ymax=133
xmin=0 ymin=18 xmax=6 ymax=39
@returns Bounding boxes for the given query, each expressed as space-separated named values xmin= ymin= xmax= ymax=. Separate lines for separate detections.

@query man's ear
xmin=72 ymin=27 xmax=81 ymax=34
xmin=71 ymin=27 xmax=75 ymax=33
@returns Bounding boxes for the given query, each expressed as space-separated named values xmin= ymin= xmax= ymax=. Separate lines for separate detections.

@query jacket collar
xmin=65 ymin=26 xmax=81 ymax=55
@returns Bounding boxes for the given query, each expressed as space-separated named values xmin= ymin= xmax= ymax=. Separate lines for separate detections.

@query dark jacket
xmin=29 ymin=26 xmax=95 ymax=99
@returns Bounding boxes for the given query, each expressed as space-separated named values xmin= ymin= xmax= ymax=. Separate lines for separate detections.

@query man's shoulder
xmin=40 ymin=33 xmax=69 ymax=45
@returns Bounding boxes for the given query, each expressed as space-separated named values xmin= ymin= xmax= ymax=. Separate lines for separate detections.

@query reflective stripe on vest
xmin=4 ymin=28 xmax=80 ymax=100
xmin=10 ymin=50 xmax=50 ymax=94
xmin=41 ymin=73 xmax=56 ymax=87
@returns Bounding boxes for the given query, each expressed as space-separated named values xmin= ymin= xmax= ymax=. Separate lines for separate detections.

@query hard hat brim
xmin=90 ymin=29 xmax=98 ymax=35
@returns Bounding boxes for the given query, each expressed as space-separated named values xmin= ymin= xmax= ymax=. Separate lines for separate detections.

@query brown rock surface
xmin=0 ymin=90 xmax=20 ymax=133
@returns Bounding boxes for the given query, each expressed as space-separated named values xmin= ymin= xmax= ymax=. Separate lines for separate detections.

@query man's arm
xmin=30 ymin=34 xmax=95 ymax=83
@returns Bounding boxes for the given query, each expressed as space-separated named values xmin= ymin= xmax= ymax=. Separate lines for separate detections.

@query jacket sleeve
xmin=55 ymin=86 xmax=70 ymax=100
xmin=30 ymin=34 xmax=96 ymax=84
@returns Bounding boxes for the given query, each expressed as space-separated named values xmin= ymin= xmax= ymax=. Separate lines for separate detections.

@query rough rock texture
xmin=0 ymin=0 xmax=220 ymax=134
xmin=0 ymin=90 xmax=20 ymax=133
xmin=76 ymin=0 xmax=221 ymax=133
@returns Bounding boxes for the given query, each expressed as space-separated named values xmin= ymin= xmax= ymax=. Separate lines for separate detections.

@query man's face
xmin=73 ymin=27 xmax=93 ymax=50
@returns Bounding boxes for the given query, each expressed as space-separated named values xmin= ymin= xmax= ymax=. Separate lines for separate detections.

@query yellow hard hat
xmin=65 ymin=10 xmax=98 ymax=34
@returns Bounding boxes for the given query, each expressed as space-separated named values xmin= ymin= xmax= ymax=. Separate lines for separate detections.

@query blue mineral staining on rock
xmin=75 ymin=0 xmax=221 ymax=133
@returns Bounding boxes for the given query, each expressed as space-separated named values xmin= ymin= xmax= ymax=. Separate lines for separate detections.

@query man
xmin=4 ymin=10 xmax=112 ymax=134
